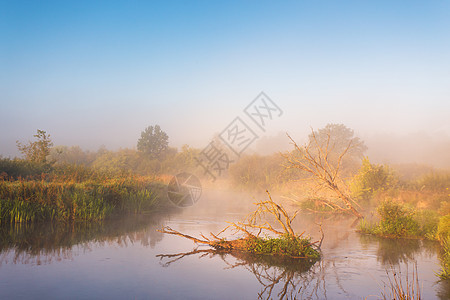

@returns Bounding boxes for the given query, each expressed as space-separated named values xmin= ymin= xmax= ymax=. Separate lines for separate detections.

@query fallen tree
xmin=158 ymin=191 xmax=322 ymax=260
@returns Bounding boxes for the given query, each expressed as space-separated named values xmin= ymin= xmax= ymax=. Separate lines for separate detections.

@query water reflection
xmin=359 ymin=234 xmax=438 ymax=266
xmin=0 ymin=213 xmax=171 ymax=266
xmin=157 ymin=247 xmax=324 ymax=299
xmin=0 ymin=194 xmax=448 ymax=300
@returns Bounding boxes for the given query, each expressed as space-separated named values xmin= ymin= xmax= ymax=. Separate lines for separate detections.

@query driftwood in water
xmin=158 ymin=191 xmax=322 ymax=259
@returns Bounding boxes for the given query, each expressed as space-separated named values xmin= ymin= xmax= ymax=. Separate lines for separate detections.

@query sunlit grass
xmin=243 ymin=234 xmax=321 ymax=259
xmin=358 ymin=200 xmax=439 ymax=239
xmin=438 ymin=238 xmax=450 ymax=280
xmin=0 ymin=176 xmax=165 ymax=224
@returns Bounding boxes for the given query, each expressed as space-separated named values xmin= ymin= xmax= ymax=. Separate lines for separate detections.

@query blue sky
xmin=1 ymin=1 xmax=449 ymax=161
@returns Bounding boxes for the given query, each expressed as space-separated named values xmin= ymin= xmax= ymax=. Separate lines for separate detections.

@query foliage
xmin=350 ymin=157 xmax=398 ymax=201
xmin=0 ymin=176 xmax=166 ymax=224
xmin=244 ymin=235 xmax=320 ymax=259
xmin=414 ymin=209 xmax=439 ymax=239
xmin=91 ymin=148 xmax=141 ymax=174
xmin=439 ymin=201 xmax=450 ymax=215
xmin=47 ymin=145 xmax=97 ymax=166
xmin=359 ymin=201 xmax=442 ymax=240
xmin=0 ymin=157 xmax=50 ymax=179
xmin=137 ymin=125 xmax=169 ymax=159
xmin=416 ymin=173 xmax=450 ymax=192
xmin=16 ymin=129 xmax=54 ymax=163
xmin=438 ymin=238 xmax=450 ymax=280
xmin=375 ymin=201 xmax=420 ymax=237
xmin=228 ymin=154 xmax=292 ymax=191
xmin=308 ymin=123 xmax=367 ymax=173
xmin=437 ymin=214 xmax=450 ymax=243
xmin=359 ymin=201 xmax=420 ymax=238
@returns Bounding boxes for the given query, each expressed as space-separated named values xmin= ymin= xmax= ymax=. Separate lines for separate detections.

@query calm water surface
xmin=1 ymin=190 xmax=449 ymax=299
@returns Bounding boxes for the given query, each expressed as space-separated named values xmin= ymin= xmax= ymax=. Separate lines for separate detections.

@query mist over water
xmin=1 ymin=1 xmax=450 ymax=299
xmin=1 ymin=190 xmax=449 ymax=299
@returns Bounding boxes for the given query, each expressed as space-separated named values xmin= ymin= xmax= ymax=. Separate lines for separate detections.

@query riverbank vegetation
xmin=0 ymin=176 xmax=168 ymax=223
xmin=0 ymin=127 xmax=182 ymax=224
xmin=2 ymin=124 xmax=449 ymax=277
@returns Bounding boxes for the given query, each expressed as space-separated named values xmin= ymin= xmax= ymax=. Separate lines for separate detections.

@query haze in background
xmin=1 ymin=1 xmax=449 ymax=167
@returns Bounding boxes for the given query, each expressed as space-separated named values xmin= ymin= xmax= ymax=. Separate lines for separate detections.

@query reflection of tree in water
xmin=358 ymin=234 xmax=450 ymax=299
xmin=0 ymin=213 xmax=170 ymax=265
xmin=359 ymin=235 xmax=422 ymax=265
xmin=158 ymin=248 xmax=328 ymax=300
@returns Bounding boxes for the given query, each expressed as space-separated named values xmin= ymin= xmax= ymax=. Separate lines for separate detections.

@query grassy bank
xmin=358 ymin=200 xmax=450 ymax=279
xmin=358 ymin=201 xmax=440 ymax=239
xmin=0 ymin=176 xmax=168 ymax=224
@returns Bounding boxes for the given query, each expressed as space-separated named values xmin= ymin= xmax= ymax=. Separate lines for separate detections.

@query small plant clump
xmin=358 ymin=200 xmax=441 ymax=239
xmin=244 ymin=235 xmax=320 ymax=259
xmin=359 ymin=200 xmax=420 ymax=238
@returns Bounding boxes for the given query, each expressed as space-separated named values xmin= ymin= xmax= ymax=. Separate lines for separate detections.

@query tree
xmin=137 ymin=125 xmax=169 ymax=159
xmin=16 ymin=129 xmax=54 ymax=163
xmin=284 ymin=127 xmax=363 ymax=218
xmin=308 ymin=124 xmax=367 ymax=172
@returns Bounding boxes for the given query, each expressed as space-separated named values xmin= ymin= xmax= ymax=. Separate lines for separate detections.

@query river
xmin=0 ymin=189 xmax=448 ymax=299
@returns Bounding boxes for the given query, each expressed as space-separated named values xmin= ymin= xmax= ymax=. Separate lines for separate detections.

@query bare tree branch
xmin=284 ymin=130 xmax=363 ymax=218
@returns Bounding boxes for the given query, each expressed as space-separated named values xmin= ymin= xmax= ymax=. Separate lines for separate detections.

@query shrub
xmin=0 ymin=157 xmax=51 ymax=179
xmin=416 ymin=173 xmax=450 ymax=192
xmin=358 ymin=201 xmax=420 ymax=237
xmin=350 ymin=158 xmax=398 ymax=201
xmin=437 ymin=214 xmax=450 ymax=243
xmin=376 ymin=201 xmax=420 ymax=237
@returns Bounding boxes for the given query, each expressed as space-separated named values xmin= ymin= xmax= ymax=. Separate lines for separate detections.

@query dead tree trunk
xmin=284 ymin=130 xmax=363 ymax=218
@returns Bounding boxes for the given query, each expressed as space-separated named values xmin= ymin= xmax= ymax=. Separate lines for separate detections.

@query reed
xmin=438 ymin=238 xmax=450 ymax=279
xmin=381 ymin=264 xmax=421 ymax=300
xmin=0 ymin=176 xmax=165 ymax=224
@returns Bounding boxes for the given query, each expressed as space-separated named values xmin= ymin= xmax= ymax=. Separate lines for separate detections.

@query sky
xmin=1 ymin=1 xmax=449 ymax=165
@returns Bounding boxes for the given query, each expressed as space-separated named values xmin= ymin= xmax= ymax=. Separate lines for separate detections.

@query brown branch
xmin=157 ymin=227 xmax=212 ymax=245
xmin=285 ymin=131 xmax=363 ymax=219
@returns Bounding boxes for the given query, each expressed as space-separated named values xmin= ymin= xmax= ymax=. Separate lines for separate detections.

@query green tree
xmin=350 ymin=157 xmax=398 ymax=200
xmin=309 ymin=124 xmax=367 ymax=158
xmin=137 ymin=125 xmax=169 ymax=159
xmin=16 ymin=129 xmax=54 ymax=163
